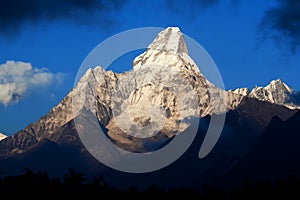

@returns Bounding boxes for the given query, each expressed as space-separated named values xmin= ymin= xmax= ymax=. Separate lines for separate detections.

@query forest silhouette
xmin=0 ymin=168 xmax=299 ymax=198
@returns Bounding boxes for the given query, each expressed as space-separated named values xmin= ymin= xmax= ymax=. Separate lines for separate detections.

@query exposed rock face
xmin=229 ymin=88 xmax=250 ymax=96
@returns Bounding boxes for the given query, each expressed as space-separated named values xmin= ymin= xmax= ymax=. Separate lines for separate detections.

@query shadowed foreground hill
xmin=210 ymin=111 xmax=300 ymax=189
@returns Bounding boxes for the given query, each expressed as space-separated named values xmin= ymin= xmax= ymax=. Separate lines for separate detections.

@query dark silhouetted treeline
xmin=0 ymin=169 xmax=299 ymax=199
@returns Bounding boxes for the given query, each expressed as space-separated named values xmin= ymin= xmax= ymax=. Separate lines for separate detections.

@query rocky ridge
xmin=231 ymin=79 xmax=299 ymax=110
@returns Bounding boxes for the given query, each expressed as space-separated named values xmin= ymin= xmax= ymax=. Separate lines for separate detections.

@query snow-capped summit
xmin=0 ymin=133 xmax=7 ymax=141
xmin=147 ymin=27 xmax=188 ymax=54
xmin=249 ymin=79 xmax=298 ymax=109
xmin=134 ymin=27 xmax=242 ymax=116
xmin=133 ymin=27 xmax=199 ymax=74
xmin=265 ymin=79 xmax=293 ymax=93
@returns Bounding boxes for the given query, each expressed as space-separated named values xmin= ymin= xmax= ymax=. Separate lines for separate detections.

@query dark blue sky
xmin=1 ymin=0 xmax=300 ymax=135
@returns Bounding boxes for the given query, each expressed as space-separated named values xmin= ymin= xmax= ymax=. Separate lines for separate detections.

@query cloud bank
xmin=0 ymin=60 xmax=64 ymax=106
xmin=0 ymin=0 xmax=126 ymax=35
xmin=259 ymin=0 xmax=300 ymax=53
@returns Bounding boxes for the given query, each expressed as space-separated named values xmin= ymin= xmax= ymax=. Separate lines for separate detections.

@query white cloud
xmin=0 ymin=60 xmax=64 ymax=106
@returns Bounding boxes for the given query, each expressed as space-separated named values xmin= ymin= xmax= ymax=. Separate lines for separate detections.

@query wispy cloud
xmin=259 ymin=0 xmax=300 ymax=53
xmin=0 ymin=0 xmax=127 ymax=36
xmin=0 ymin=60 xmax=64 ymax=106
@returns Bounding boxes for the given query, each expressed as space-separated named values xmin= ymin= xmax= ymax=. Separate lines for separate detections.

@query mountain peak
xmin=0 ymin=133 xmax=7 ymax=141
xmin=267 ymin=78 xmax=293 ymax=93
xmin=249 ymin=79 xmax=298 ymax=109
xmin=272 ymin=78 xmax=283 ymax=83
xmin=133 ymin=27 xmax=198 ymax=72
xmin=147 ymin=27 xmax=188 ymax=54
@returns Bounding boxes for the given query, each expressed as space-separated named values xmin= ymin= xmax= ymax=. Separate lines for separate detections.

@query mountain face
xmin=0 ymin=27 xmax=299 ymax=185
xmin=0 ymin=133 xmax=6 ymax=141
xmin=132 ymin=26 xmax=242 ymax=116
